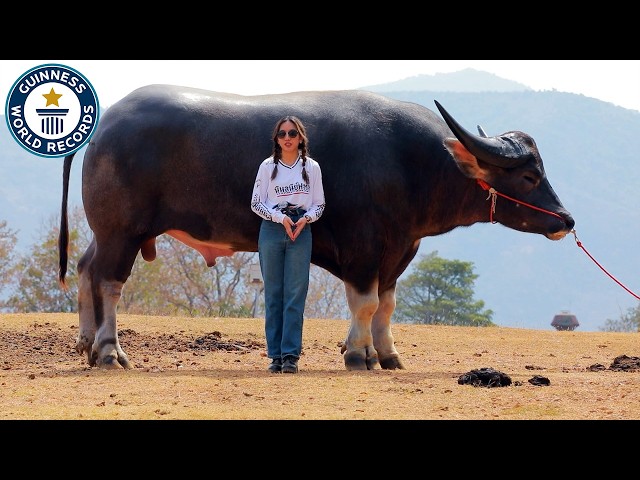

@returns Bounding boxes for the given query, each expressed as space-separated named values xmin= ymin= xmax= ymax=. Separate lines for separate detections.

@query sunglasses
xmin=276 ymin=129 xmax=299 ymax=139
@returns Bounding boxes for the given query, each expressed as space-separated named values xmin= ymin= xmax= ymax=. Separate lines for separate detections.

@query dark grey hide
xmin=59 ymin=85 xmax=574 ymax=370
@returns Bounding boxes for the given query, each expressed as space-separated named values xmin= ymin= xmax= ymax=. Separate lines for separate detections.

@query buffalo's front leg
xmin=372 ymin=286 xmax=404 ymax=370
xmin=341 ymin=282 xmax=380 ymax=370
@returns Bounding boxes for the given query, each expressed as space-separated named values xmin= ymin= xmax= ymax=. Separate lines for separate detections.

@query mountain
xmin=2 ymin=70 xmax=639 ymax=332
xmin=359 ymin=68 xmax=533 ymax=93
xmin=0 ymin=127 xmax=85 ymax=248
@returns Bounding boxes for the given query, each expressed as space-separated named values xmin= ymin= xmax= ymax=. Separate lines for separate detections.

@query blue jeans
xmin=258 ymin=214 xmax=312 ymax=360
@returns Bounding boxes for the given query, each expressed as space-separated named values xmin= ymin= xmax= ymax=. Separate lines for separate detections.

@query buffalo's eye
xmin=523 ymin=174 xmax=539 ymax=187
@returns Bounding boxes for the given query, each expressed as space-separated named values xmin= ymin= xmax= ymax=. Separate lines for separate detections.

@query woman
xmin=250 ymin=116 xmax=326 ymax=373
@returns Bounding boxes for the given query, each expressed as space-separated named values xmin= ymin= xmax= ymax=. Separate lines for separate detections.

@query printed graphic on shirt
xmin=252 ymin=192 xmax=272 ymax=220
xmin=274 ymin=181 xmax=310 ymax=198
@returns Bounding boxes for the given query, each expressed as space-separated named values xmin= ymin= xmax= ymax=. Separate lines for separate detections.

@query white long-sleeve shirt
xmin=251 ymin=154 xmax=326 ymax=224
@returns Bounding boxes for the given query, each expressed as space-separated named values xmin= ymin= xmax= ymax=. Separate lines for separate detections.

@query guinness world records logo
xmin=5 ymin=63 xmax=99 ymax=158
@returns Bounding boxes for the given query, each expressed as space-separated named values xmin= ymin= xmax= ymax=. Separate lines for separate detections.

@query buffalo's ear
xmin=444 ymin=137 xmax=487 ymax=179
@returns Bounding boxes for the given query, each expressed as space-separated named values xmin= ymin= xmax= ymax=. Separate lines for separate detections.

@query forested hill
xmin=1 ymin=71 xmax=639 ymax=332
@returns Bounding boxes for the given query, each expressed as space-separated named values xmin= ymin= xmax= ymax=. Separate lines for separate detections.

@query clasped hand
xmin=284 ymin=216 xmax=308 ymax=241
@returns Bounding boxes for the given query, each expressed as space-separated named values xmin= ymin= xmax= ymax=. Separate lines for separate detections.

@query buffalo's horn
xmin=434 ymin=100 xmax=529 ymax=168
xmin=477 ymin=125 xmax=488 ymax=137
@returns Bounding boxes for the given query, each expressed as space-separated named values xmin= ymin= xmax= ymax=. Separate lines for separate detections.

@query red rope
xmin=476 ymin=179 xmax=564 ymax=222
xmin=476 ymin=179 xmax=640 ymax=300
xmin=571 ymin=230 xmax=640 ymax=300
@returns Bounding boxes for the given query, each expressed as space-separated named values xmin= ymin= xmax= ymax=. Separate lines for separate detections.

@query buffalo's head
xmin=435 ymin=100 xmax=575 ymax=240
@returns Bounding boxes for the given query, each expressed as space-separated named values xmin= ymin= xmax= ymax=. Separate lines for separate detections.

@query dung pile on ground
xmin=587 ymin=354 xmax=640 ymax=372
xmin=528 ymin=375 xmax=550 ymax=386
xmin=609 ymin=354 xmax=640 ymax=372
xmin=458 ymin=367 xmax=512 ymax=387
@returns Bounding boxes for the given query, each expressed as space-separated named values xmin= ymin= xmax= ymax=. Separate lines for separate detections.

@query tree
xmin=102 ymin=239 xmax=350 ymax=319
xmin=600 ymin=303 xmax=640 ymax=332
xmin=305 ymin=266 xmax=349 ymax=319
xmin=394 ymin=251 xmax=494 ymax=326
xmin=2 ymin=208 xmax=90 ymax=312
xmin=0 ymin=220 xmax=18 ymax=301
xmin=122 ymin=236 xmax=258 ymax=317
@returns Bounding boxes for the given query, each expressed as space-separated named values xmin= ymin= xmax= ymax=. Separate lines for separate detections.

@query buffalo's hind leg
xmin=93 ymin=279 xmax=131 ymax=369
xmin=82 ymin=235 xmax=140 ymax=369
xmin=76 ymin=239 xmax=98 ymax=366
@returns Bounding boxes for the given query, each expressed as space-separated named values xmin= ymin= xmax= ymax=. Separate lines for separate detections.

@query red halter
xmin=476 ymin=179 xmax=564 ymax=223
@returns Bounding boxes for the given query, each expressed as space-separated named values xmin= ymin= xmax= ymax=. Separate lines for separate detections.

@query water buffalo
xmin=58 ymin=85 xmax=575 ymax=371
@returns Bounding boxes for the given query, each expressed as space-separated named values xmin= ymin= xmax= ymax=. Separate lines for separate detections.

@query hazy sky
xmin=2 ymin=60 xmax=639 ymax=112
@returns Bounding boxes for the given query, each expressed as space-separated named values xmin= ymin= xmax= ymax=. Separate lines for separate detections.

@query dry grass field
xmin=1 ymin=312 xmax=639 ymax=420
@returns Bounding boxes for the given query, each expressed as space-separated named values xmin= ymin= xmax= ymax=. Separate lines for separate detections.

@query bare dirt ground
xmin=1 ymin=313 xmax=639 ymax=420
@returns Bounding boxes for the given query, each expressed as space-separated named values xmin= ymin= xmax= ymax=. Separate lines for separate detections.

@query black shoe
xmin=281 ymin=356 xmax=298 ymax=374
xmin=267 ymin=358 xmax=282 ymax=373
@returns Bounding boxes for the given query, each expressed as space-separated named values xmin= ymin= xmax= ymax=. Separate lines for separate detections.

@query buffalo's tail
xmin=59 ymin=153 xmax=75 ymax=290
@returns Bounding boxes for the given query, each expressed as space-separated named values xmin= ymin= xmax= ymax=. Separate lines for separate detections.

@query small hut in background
xmin=551 ymin=311 xmax=579 ymax=331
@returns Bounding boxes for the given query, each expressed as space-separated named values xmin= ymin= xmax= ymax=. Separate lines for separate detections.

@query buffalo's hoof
xmin=97 ymin=353 xmax=133 ymax=370
xmin=343 ymin=347 xmax=380 ymax=371
xmin=75 ymin=335 xmax=92 ymax=355
xmin=116 ymin=353 xmax=133 ymax=370
xmin=379 ymin=355 xmax=405 ymax=370
xmin=98 ymin=352 xmax=132 ymax=370
xmin=88 ymin=349 xmax=98 ymax=367
xmin=99 ymin=356 xmax=125 ymax=370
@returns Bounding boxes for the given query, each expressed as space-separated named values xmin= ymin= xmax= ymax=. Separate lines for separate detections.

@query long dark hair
xmin=270 ymin=115 xmax=310 ymax=184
